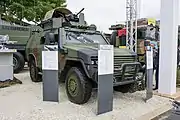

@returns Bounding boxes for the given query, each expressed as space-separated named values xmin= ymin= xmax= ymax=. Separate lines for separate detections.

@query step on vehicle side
xmin=25 ymin=7 xmax=145 ymax=104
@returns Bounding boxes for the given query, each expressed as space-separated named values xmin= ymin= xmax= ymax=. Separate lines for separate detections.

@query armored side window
xmin=40 ymin=37 xmax=45 ymax=44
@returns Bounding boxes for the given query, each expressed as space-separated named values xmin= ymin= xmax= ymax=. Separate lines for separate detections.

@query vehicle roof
xmin=43 ymin=7 xmax=72 ymax=21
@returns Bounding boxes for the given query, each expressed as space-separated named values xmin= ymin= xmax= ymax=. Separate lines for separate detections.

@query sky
xmin=66 ymin=0 xmax=178 ymax=33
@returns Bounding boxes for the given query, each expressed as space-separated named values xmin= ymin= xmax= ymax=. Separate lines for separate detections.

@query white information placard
xmin=42 ymin=51 xmax=58 ymax=70
xmin=146 ymin=49 xmax=153 ymax=69
xmin=98 ymin=45 xmax=114 ymax=75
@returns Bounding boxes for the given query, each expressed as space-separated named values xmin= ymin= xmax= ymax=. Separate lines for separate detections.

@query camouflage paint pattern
xmin=26 ymin=7 xmax=143 ymax=85
xmin=25 ymin=25 xmax=44 ymax=67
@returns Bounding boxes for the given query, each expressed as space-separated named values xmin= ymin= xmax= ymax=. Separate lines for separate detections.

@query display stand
xmin=145 ymin=46 xmax=153 ymax=102
xmin=42 ymin=45 xmax=59 ymax=102
xmin=97 ymin=45 xmax=114 ymax=115
xmin=0 ymin=49 xmax=16 ymax=81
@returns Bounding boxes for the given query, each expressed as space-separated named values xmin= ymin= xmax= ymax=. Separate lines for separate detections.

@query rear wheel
xmin=65 ymin=67 xmax=92 ymax=104
xmin=29 ymin=58 xmax=42 ymax=82
xmin=13 ymin=52 xmax=25 ymax=73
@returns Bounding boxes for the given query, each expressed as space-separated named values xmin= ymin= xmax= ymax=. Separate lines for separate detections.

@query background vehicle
xmin=108 ymin=18 xmax=160 ymax=66
xmin=26 ymin=7 xmax=145 ymax=104
xmin=0 ymin=16 xmax=31 ymax=73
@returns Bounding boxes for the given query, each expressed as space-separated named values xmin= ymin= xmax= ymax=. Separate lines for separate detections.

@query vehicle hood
xmin=64 ymin=43 xmax=136 ymax=64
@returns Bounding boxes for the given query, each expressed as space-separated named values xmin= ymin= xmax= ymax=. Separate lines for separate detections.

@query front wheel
xmin=65 ymin=67 xmax=92 ymax=104
xmin=29 ymin=59 xmax=42 ymax=82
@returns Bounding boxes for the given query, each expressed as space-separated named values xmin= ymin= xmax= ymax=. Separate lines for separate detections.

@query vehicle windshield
xmin=65 ymin=31 xmax=108 ymax=44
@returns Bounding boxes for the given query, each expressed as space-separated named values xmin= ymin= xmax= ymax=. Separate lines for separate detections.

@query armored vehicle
xmin=0 ymin=17 xmax=31 ymax=73
xmin=26 ymin=7 xmax=145 ymax=104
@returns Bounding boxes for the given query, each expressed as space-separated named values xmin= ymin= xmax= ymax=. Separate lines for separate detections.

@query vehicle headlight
xmin=91 ymin=56 xmax=98 ymax=65
xmin=91 ymin=61 xmax=95 ymax=65
xmin=91 ymin=60 xmax=98 ymax=65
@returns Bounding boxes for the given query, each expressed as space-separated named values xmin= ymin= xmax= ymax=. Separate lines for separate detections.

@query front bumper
xmin=91 ymin=62 xmax=144 ymax=86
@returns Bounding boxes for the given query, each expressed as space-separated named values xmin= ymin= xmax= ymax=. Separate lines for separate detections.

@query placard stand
xmin=42 ymin=45 xmax=59 ymax=102
xmin=97 ymin=45 xmax=114 ymax=115
xmin=145 ymin=46 xmax=153 ymax=102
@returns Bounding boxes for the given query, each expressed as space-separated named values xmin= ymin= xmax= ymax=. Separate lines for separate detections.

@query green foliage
xmin=0 ymin=0 xmax=67 ymax=23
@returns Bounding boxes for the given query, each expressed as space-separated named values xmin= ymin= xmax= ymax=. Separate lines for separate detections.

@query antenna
xmin=76 ymin=8 xmax=85 ymax=16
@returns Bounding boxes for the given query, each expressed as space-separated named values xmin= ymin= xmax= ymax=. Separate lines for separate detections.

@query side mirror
xmin=45 ymin=32 xmax=55 ymax=45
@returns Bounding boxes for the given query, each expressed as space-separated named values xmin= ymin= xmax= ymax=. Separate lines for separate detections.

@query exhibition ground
xmin=0 ymin=66 xmax=178 ymax=120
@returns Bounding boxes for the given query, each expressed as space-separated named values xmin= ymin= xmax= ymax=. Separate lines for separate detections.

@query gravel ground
xmin=0 ymin=68 xmax=172 ymax=120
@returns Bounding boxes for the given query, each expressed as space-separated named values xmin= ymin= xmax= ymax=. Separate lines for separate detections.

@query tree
xmin=0 ymin=0 xmax=67 ymax=24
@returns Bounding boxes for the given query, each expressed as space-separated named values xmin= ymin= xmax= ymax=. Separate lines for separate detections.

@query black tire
xmin=114 ymin=82 xmax=138 ymax=93
xmin=29 ymin=58 xmax=42 ymax=82
xmin=110 ymin=30 xmax=118 ymax=46
xmin=13 ymin=52 xmax=25 ymax=73
xmin=65 ymin=67 xmax=92 ymax=104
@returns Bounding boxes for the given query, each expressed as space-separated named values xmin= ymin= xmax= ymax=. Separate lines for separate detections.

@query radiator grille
xmin=114 ymin=56 xmax=135 ymax=77
xmin=91 ymin=56 xmax=136 ymax=72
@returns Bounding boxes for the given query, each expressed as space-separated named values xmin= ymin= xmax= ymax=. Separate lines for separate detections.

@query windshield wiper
xmin=67 ymin=32 xmax=94 ymax=43
xmin=66 ymin=32 xmax=86 ymax=43
xmin=79 ymin=34 xmax=94 ymax=43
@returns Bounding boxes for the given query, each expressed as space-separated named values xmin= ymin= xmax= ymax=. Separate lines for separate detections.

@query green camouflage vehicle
xmin=26 ymin=7 xmax=145 ymax=104
xmin=0 ymin=17 xmax=31 ymax=73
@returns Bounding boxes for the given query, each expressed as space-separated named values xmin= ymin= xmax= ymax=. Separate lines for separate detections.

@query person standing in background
xmin=153 ymin=43 xmax=159 ymax=90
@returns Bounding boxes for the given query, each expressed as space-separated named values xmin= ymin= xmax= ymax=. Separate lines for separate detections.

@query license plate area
xmin=120 ymin=62 xmax=141 ymax=81
xmin=125 ymin=66 xmax=136 ymax=72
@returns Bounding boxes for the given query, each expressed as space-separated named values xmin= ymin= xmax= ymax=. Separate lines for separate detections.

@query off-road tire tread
xmin=66 ymin=67 xmax=92 ymax=104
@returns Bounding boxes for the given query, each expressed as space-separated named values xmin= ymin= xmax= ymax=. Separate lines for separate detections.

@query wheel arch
xmin=28 ymin=53 xmax=37 ymax=66
xmin=65 ymin=66 xmax=93 ymax=104
xmin=64 ymin=58 xmax=90 ymax=78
